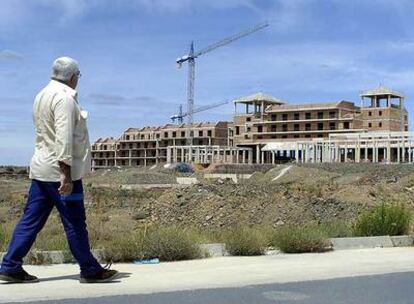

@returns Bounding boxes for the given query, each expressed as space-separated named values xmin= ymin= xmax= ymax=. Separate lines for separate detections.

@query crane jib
xmin=174 ymin=21 xmax=269 ymax=129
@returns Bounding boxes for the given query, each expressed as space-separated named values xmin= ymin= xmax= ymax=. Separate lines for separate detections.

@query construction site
xmin=92 ymin=85 xmax=410 ymax=169
xmin=91 ymin=22 xmax=411 ymax=169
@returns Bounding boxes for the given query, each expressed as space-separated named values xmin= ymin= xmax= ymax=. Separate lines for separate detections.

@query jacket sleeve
xmin=54 ymin=97 xmax=76 ymax=166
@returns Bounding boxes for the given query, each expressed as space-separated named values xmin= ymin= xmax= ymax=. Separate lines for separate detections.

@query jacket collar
xmin=50 ymin=79 xmax=78 ymax=101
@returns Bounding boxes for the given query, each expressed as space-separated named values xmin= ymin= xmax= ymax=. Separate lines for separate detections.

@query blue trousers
xmin=0 ymin=179 xmax=103 ymax=277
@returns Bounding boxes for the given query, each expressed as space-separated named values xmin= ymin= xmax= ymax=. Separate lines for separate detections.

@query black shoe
xmin=0 ymin=269 xmax=39 ymax=284
xmin=80 ymin=263 xmax=119 ymax=283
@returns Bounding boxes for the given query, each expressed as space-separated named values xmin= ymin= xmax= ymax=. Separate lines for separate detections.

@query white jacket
xmin=29 ymin=80 xmax=91 ymax=182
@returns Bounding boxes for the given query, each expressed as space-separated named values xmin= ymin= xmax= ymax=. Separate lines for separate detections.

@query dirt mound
xmin=85 ymin=167 xmax=178 ymax=185
xmin=4 ymin=164 xmax=414 ymax=229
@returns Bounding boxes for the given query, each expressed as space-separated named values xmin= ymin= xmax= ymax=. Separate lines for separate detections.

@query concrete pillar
xmin=344 ymin=143 xmax=348 ymax=163
xmin=166 ymin=147 xmax=171 ymax=163
xmin=387 ymin=137 xmax=391 ymax=164
xmin=365 ymin=143 xmax=368 ymax=162
xmin=356 ymin=139 xmax=361 ymax=163
xmin=196 ymin=147 xmax=200 ymax=163
xmin=174 ymin=147 xmax=178 ymax=163
xmin=397 ymin=140 xmax=401 ymax=163
xmin=402 ymin=137 xmax=406 ymax=163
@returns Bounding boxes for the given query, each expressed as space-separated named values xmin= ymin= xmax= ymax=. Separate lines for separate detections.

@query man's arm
xmin=58 ymin=161 xmax=73 ymax=195
xmin=54 ymin=97 xmax=76 ymax=195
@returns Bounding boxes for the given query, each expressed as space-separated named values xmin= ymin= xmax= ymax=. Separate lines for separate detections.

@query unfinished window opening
xmin=317 ymin=123 xmax=324 ymax=130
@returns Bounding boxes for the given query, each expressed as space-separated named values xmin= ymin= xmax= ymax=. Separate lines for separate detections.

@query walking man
xmin=0 ymin=57 xmax=118 ymax=283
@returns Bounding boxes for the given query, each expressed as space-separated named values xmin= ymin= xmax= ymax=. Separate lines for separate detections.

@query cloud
xmin=89 ymin=93 xmax=159 ymax=105
xmin=0 ymin=50 xmax=24 ymax=61
xmin=0 ymin=0 xmax=262 ymax=29
xmin=88 ymin=93 xmax=174 ymax=109
xmin=88 ymin=93 xmax=126 ymax=105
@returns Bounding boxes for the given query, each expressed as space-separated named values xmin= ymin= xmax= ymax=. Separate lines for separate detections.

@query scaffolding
xmin=166 ymin=145 xmax=253 ymax=165
xmin=293 ymin=132 xmax=414 ymax=164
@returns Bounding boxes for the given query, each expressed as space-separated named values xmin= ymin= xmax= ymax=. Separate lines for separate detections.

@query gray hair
xmin=51 ymin=56 xmax=80 ymax=82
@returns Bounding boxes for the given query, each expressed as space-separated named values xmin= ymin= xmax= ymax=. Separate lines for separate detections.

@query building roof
xmin=360 ymin=86 xmax=404 ymax=98
xmin=123 ymin=121 xmax=228 ymax=133
xmin=234 ymin=92 xmax=286 ymax=105
xmin=94 ymin=137 xmax=117 ymax=144
xmin=267 ymin=100 xmax=355 ymax=112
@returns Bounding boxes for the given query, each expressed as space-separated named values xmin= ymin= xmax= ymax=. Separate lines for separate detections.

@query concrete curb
xmin=1 ymin=237 xmax=413 ymax=264
xmin=200 ymin=243 xmax=228 ymax=257
xmin=0 ymin=249 xmax=105 ymax=265
xmin=331 ymin=235 xmax=414 ymax=250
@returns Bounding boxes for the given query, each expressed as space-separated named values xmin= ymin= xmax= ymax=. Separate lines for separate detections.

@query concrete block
xmin=199 ymin=243 xmax=228 ymax=257
xmin=0 ymin=249 xmax=105 ymax=265
xmin=176 ymin=177 xmax=198 ymax=185
xmin=390 ymin=235 xmax=414 ymax=247
xmin=331 ymin=236 xmax=394 ymax=250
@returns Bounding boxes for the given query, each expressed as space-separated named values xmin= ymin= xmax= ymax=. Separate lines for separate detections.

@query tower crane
xmin=176 ymin=22 xmax=269 ymax=143
xmin=170 ymin=100 xmax=229 ymax=124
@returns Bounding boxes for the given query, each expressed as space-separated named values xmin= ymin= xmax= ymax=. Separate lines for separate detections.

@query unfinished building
xmin=92 ymin=86 xmax=410 ymax=168
xmin=234 ymin=87 xmax=408 ymax=163
xmin=92 ymin=122 xmax=233 ymax=169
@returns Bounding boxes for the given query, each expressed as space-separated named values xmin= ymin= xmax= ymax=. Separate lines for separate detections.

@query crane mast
xmin=176 ymin=22 xmax=269 ymax=145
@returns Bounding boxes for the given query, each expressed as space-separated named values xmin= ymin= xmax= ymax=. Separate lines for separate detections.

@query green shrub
xmin=224 ymin=226 xmax=268 ymax=256
xmin=353 ymin=203 xmax=411 ymax=237
xmin=143 ymin=226 xmax=202 ymax=262
xmin=273 ymin=225 xmax=331 ymax=253
xmin=32 ymin=218 xmax=68 ymax=251
xmin=320 ymin=221 xmax=353 ymax=238
xmin=0 ymin=221 xmax=15 ymax=252
xmin=101 ymin=231 xmax=144 ymax=263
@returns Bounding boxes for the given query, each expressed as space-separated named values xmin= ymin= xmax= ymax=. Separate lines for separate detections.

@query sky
xmin=1 ymin=0 xmax=414 ymax=165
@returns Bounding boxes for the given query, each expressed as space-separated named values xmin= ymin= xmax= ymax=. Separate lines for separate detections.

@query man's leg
xmin=51 ymin=180 xmax=103 ymax=277
xmin=0 ymin=180 xmax=54 ymax=273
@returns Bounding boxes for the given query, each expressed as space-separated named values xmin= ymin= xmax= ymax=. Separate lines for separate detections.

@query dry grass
xmin=272 ymin=225 xmax=332 ymax=253
xmin=353 ymin=203 xmax=412 ymax=237
xmin=223 ymin=226 xmax=269 ymax=256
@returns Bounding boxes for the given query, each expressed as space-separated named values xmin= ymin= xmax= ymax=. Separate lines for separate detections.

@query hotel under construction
xmin=92 ymin=86 xmax=411 ymax=168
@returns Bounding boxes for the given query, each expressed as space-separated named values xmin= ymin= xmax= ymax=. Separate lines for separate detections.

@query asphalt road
xmin=9 ymin=271 xmax=414 ymax=304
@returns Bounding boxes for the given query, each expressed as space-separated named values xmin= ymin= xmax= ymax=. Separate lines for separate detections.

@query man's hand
xmin=58 ymin=161 xmax=73 ymax=195
xmin=59 ymin=177 xmax=73 ymax=195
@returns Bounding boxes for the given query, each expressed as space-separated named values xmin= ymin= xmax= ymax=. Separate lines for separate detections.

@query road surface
xmin=2 ymin=247 xmax=414 ymax=303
